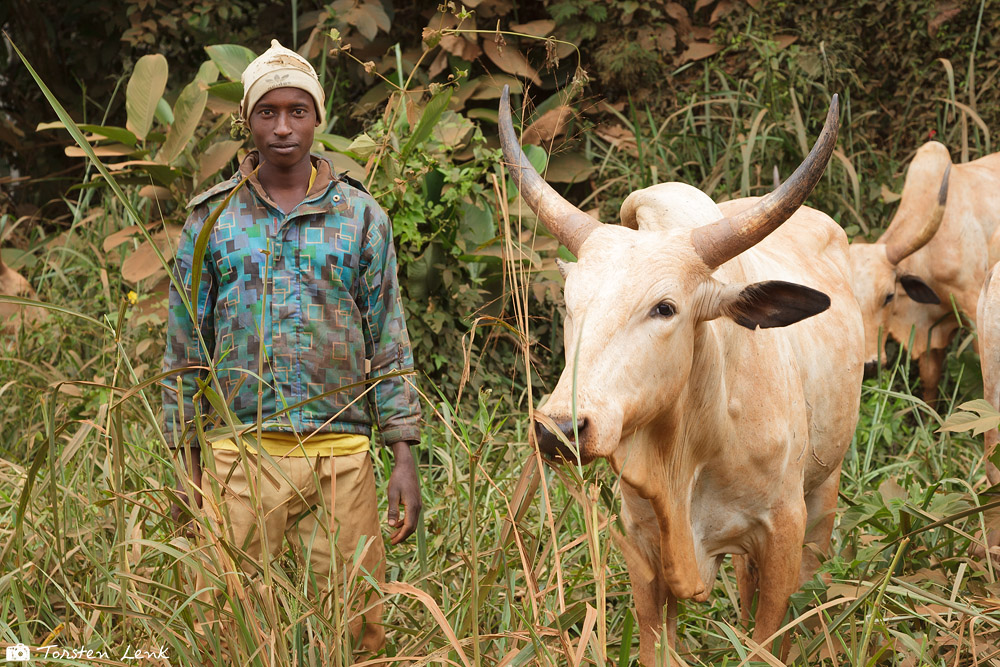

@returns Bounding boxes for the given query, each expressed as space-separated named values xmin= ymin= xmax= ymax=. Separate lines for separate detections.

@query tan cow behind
xmin=501 ymin=87 xmax=863 ymax=664
xmin=0 ymin=254 xmax=45 ymax=335
xmin=851 ymin=141 xmax=1000 ymax=401
xmin=975 ymin=263 xmax=1000 ymax=555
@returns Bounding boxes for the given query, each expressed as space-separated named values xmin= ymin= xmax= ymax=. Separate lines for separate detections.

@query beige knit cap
xmin=240 ymin=39 xmax=325 ymax=124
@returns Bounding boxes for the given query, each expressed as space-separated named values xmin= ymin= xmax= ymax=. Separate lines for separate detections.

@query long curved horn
xmin=884 ymin=164 xmax=950 ymax=265
xmin=691 ymin=95 xmax=841 ymax=269
xmin=499 ymin=85 xmax=601 ymax=256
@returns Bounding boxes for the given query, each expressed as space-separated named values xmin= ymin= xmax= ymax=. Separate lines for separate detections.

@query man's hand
xmin=171 ymin=445 xmax=203 ymax=524
xmin=386 ymin=441 xmax=422 ymax=545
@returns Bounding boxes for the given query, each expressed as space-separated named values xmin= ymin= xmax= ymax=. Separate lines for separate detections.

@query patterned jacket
xmin=161 ymin=152 xmax=421 ymax=447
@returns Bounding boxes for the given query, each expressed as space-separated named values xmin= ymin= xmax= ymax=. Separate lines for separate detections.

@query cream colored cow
xmin=975 ymin=263 xmax=1000 ymax=555
xmin=851 ymin=142 xmax=1000 ymax=401
xmin=501 ymin=88 xmax=863 ymax=664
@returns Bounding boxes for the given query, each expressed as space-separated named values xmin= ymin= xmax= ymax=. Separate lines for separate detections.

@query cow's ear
xmin=721 ymin=280 xmax=831 ymax=330
xmin=899 ymin=274 xmax=941 ymax=304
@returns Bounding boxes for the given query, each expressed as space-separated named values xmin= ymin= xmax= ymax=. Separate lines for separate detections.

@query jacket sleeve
xmin=161 ymin=207 xmax=217 ymax=448
xmin=357 ymin=201 xmax=422 ymax=445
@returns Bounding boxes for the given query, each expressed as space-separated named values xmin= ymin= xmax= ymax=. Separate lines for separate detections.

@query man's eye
xmin=883 ymin=292 xmax=895 ymax=306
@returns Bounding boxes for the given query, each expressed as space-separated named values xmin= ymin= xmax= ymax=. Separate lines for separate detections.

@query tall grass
xmin=3 ymin=43 xmax=1000 ymax=667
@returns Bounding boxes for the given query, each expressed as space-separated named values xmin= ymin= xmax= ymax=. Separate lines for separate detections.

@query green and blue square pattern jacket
xmin=161 ymin=153 xmax=421 ymax=448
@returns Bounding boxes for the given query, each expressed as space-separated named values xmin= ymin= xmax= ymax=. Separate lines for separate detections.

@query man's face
xmin=249 ymin=87 xmax=319 ymax=168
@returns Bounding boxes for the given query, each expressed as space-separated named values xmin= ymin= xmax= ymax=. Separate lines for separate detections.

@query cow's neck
xmin=610 ymin=320 xmax=730 ymax=599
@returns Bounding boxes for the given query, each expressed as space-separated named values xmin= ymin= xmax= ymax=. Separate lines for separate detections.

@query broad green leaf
xmin=37 ymin=121 xmax=139 ymax=146
xmin=466 ymin=108 xmax=498 ymax=124
xmin=459 ymin=202 xmax=495 ymax=249
xmin=401 ymin=87 xmax=453 ymax=161
xmin=155 ymin=96 xmax=174 ymax=126
xmin=204 ymin=44 xmax=257 ymax=82
xmin=313 ymin=132 xmax=354 ymax=152
xmin=126 ymin=53 xmax=168 ymax=140
xmin=523 ymin=144 xmax=548 ymax=174
xmin=207 ymin=81 xmax=244 ymax=104
xmin=939 ymin=407 xmax=1000 ymax=435
xmin=160 ymin=80 xmax=208 ymax=164
xmin=956 ymin=398 xmax=998 ymax=415
xmin=195 ymin=60 xmax=220 ymax=85
xmin=347 ymin=133 xmax=378 ymax=159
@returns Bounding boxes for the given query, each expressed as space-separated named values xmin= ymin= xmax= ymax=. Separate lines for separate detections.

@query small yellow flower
xmin=127 ymin=290 xmax=138 ymax=305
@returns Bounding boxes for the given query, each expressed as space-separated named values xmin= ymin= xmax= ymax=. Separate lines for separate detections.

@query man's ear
xmin=714 ymin=280 xmax=831 ymax=330
xmin=899 ymin=274 xmax=941 ymax=304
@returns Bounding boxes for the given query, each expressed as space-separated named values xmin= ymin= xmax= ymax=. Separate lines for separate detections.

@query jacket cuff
xmin=379 ymin=423 xmax=421 ymax=446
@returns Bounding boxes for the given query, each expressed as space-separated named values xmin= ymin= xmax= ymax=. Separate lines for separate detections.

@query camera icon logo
xmin=5 ymin=644 xmax=30 ymax=661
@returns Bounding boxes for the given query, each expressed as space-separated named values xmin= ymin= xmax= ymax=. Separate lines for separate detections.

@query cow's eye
xmin=883 ymin=292 xmax=895 ymax=306
xmin=653 ymin=302 xmax=676 ymax=318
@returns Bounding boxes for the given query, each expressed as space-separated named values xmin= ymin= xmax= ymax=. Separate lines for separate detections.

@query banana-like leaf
xmin=160 ymin=80 xmax=208 ymax=164
xmin=204 ymin=44 xmax=257 ymax=83
xmin=36 ymin=121 xmax=138 ymax=146
xmin=126 ymin=54 xmax=168 ymax=140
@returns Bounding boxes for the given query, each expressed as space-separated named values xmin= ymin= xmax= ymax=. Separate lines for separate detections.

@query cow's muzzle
xmin=863 ymin=360 xmax=878 ymax=379
xmin=534 ymin=415 xmax=590 ymax=462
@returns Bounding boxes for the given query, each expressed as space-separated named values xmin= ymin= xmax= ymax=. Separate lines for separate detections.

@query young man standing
xmin=162 ymin=40 xmax=422 ymax=652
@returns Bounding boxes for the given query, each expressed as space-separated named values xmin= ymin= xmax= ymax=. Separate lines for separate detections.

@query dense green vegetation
xmin=2 ymin=0 xmax=999 ymax=664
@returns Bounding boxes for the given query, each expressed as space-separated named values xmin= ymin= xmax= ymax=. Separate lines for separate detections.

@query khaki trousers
xmin=202 ymin=449 xmax=386 ymax=653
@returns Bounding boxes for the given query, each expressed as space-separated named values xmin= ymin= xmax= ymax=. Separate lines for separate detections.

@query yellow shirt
xmin=211 ymin=431 xmax=369 ymax=457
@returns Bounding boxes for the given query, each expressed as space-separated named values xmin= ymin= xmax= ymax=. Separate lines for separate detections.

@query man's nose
xmin=275 ymin=113 xmax=292 ymax=135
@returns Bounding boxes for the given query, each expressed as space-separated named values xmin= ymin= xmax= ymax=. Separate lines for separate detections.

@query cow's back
xmin=898 ymin=153 xmax=1000 ymax=324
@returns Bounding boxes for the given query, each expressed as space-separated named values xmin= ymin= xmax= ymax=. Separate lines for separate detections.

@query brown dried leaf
xmin=121 ymin=225 xmax=182 ymax=284
xmin=657 ymin=24 xmax=677 ymax=53
xmin=138 ymin=185 xmax=171 ymax=200
xmin=710 ymin=0 xmax=735 ymax=23
xmin=428 ymin=49 xmax=449 ymax=79
xmin=65 ymin=144 xmax=134 ymax=158
xmin=197 ymin=140 xmax=243 ymax=187
xmin=691 ymin=25 xmax=714 ymax=40
xmin=522 ymin=106 xmax=574 ymax=146
xmin=595 ymin=124 xmax=637 ymax=157
xmin=694 ymin=0 xmax=715 ymax=10
xmin=482 ymin=39 xmax=541 ymax=85
xmin=665 ymin=2 xmax=688 ymax=20
xmin=511 ymin=20 xmax=555 ymax=37
xmin=928 ymin=1 xmax=961 ymax=37
xmin=679 ymin=40 xmax=723 ymax=64
xmin=774 ymin=34 xmax=798 ymax=50
xmin=440 ymin=34 xmax=482 ymax=61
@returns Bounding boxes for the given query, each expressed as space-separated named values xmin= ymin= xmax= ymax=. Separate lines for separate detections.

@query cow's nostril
xmin=535 ymin=416 xmax=586 ymax=459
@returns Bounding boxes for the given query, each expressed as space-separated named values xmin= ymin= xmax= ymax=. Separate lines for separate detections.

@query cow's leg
xmin=620 ymin=545 xmax=668 ymax=666
xmin=974 ymin=429 xmax=1000 ymax=559
xmin=733 ymin=553 xmax=758 ymax=626
xmin=800 ymin=464 xmax=842 ymax=586
xmin=752 ymin=500 xmax=807 ymax=657
xmin=919 ymin=347 xmax=946 ymax=404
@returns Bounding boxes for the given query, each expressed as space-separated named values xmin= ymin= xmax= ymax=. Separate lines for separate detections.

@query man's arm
xmin=386 ymin=440 xmax=421 ymax=545
xmin=356 ymin=200 xmax=423 ymax=541
xmin=162 ymin=208 xmax=217 ymax=521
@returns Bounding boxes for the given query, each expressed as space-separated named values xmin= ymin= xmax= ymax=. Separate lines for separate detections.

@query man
xmin=162 ymin=39 xmax=422 ymax=653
